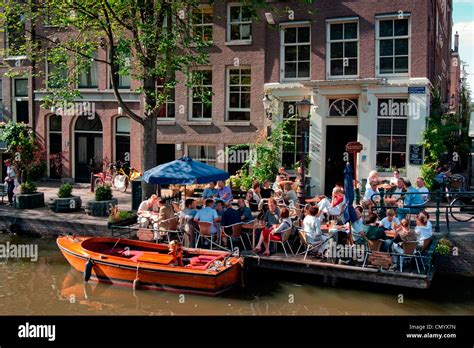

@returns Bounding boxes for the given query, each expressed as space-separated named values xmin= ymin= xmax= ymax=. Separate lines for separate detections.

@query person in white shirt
xmin=303 ymin=206 xmax=328 ymax=255
xmin=379 ymin=209 xmax=400 ymax=230
xmin=365 ymin=170 xmax=380 ymax=190
xmin=361 ymin=181 xmax=380 ymax=209
xmin=348 ymin=206 xmax=365 ymax=244
xmin=414 ymin=213 xmax=433 ymax=249
xmin=416 ymin=177 xmax=429 ymax=202
xmin=137 ymin=194 xmax=159 ymax=228
xmin=389 ymin=170 xmax=401 ymax=186
xmin=384 ymin=178 xmax=404 ymax=206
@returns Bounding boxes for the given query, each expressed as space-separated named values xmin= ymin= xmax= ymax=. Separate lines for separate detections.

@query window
xmin=227 ymin=68 xmax=251 ymax=121
xmin=327 ymin=20 xmax=358 ymax=77
xmin=15 ymin=79 xmax=28 ymax=97
xmin=192 ymin=6 xmax=213 ymax=43
xmin=110 ymin=44 xmax=131 ymax=89
xmin=49 ymin=115 xmax=62 ymax=178
xmin=187 ymin=145 xmax=216 ymax=167
xmin=78 ymin=51 xmax=98 ymax=88
xmin=115 ymin=116 xmax=130 ymax=164
xmin=190 ymin=70 xmax=212 ymax=120
xmin=281 ymin=25 xmax=311 ymax=80
xmin=376 ymin=98 xmax=408 ymax=171
xmin=157 ymin=88 xmax=175 ymax=120
xmin=377 ymin=17 xmax=410 ymax=75
xmin=5 ymin=11 xmax=26 ymax=55
xmin=226 ymin=144 xmax=250 ymax=175
xmin=328 ymin=98 xmax=358 ymax=117
xmin=227 ymin=4 xmax=252 ymax=42
xmin=13 ymin=78 xmax=29 ymax=124
xmin=281 ymin=101 xmax=309 ymax=168
xmin=47 ymin=55 xmax=68 ymax=89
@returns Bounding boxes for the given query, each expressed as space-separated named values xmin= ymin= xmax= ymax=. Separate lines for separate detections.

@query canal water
xmin=1 ymin=234 xmax=473 ymax=316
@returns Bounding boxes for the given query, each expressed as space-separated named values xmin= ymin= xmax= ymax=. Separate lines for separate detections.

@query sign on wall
xmin=409 ymin=144 xmax=424 ymax=165
xmin=408 ymin=87 xmax=426 ymax=94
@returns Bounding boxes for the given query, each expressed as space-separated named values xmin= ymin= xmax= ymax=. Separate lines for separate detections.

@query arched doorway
xmin=115 ymin=116 xmax=130 ymax=164
xmin=49 ymin=114 xmax=62 ymax=179
xmin=74 ymin=115 xmax=103 ymax=182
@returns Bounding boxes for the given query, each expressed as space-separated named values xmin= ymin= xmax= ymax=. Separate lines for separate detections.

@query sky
xmin=453 ymin=0 xmax=474 ymax=91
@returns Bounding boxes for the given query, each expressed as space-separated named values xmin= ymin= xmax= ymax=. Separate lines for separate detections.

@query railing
xmin=369 ymin=189 xmax=474 ymax=233
xmin=162 ymin=191 xmax=182 ymax=205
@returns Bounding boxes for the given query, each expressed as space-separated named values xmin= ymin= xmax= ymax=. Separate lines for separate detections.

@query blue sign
xmin=408 ymin=87 xmax=426 ymax=94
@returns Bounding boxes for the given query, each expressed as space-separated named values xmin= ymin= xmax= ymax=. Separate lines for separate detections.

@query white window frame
xmin=192 ymin=4 xmax=213 ymax=44
xmin=280 ymin=22 xmax=311 ymax=82
xmin=326 ymin=17 xmax=359 ymax=79
xmin=189 ymin=68 xmax=213 ymax=121
xmin=186 ymin=144 xmax=217 ymax=166
xmin=12 ymin=77 xmax=29 ymax=124
xmin=375 ymin=14 xmax=411 ymax=77
xmin=226 ymin=66 xmax=251 ymax=122
xmin=375 ymin=97 xmax=409 ymax=172
xmin=156 ymin=86 xmax=175 ymax=121
xmin=226 ymin=2 xmax=252 ymax=44
xmin=77 ymin=51 xmax=99 ymax=89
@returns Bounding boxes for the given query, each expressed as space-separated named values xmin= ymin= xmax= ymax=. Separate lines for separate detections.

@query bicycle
xmin=449 ymin=194 xmax=474 ymax=222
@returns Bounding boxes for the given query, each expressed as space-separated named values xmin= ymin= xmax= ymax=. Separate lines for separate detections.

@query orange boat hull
xmin=57 ymin=236 xmax=242 ymax=296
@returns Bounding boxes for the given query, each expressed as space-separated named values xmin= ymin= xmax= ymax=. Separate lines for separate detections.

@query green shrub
xmin=118 ymin=211 xmax=132 ymax=219
xmin=95 ymin=185 xmax=113 ymax=201
xmin=27 ymin=160 xmax=47 ymax=181
xmin=434 ymin=238 xmax=453 ymax=255
xmin=58 ymin=183 xmax=73 ymax=198
xmin=20 ymin=181 xmax=37 ymax=194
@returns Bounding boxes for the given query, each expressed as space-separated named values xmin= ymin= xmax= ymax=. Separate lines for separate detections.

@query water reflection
xmin=0 ymin=234 xmax=473 ymax=315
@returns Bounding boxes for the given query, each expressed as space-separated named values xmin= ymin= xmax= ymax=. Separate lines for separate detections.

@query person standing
xmin=4 ymin=159 xmax=18 ymax=205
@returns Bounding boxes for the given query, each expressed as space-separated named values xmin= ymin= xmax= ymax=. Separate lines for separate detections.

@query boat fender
xmin=84 ymin=259 xmax=93 ymax=282
xmin=133 ymin=277 xmax=140 ymax=291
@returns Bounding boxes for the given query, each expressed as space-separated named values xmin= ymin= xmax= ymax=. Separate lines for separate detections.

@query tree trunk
xmin=141 ymin=115 xmax=158 ymax=199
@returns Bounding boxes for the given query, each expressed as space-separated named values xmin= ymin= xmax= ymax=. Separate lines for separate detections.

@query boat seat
xmin=132 ymin=252 xmax=174 ymax=265
xmin=186 ymin=255 xmax=223 ymax=270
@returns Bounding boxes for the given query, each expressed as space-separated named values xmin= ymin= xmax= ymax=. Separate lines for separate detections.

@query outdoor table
xmin=279 ymin=180 xmax=293 ymax=188
xmin=242 ymin=220 xmax=266 ymax=248
xmin=377 ymin=184 xmax=394 ymax=191
xmin=385 ymin=230 xmax=397 ymax=239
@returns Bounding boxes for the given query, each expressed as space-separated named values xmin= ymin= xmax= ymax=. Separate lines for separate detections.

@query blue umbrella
xmin=142 ymin=156 xmax=229 ymax=185
xmin=343 ymin=163 xmax=358 ymax=223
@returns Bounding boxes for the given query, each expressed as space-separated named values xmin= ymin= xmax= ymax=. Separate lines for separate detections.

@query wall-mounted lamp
xmin=265 ymin=13 xmax=275 ymax=25
xmin=262 ymin=94 xmax=280 ymax=120
xmin=117 ymin=106 xmax=123 ymax=115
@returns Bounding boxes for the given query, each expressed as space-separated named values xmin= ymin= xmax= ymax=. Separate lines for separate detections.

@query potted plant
xmin=14 ymin=181 xmax=45 ymax=209
xmin=107 ymin=207 xmax=137 ymax=229
xmin=48 ymin=183 xmax=82 ymax=213
xmin=85 ymin=185 xmax=118 ymax=217
xmin=433 ymin=238 xmax=452 ymax=265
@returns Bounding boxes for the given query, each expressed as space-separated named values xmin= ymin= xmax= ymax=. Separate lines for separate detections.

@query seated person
xmin=179 ymin=198 xmax=197 ymax=220
xmin=277 ymin=166 xmax=290 ymax=180
xmin=378 ymin=209 xmax=400 ymax=230
xmin=365 ymin=170 xmax=380 ymax=190
xmin=416 ymin=177 xmax=429 ymax=202
xmin=263 ymin=198 xmax=280 ymax=228
xmin=137 ymin=194 xmax=158 ymax=228
xmin=247 ymin=183 xmax=262 ymax=211
xmin=180 ymin=199 xmax=198 ymax=247
xmin=202 ymin=182 xmax=218 ymax=199
xmin=303 ymin=206 xmax=328 ymax=255
xmin=215 ymin=200 xmax=225 ymax=219
xmin=384 ymin=178 xmax=404 ymax=206
xmin=282 ymin=183 xmax=298 ymax=206
xmin=221 ymin=205 xmax=241 ymax=234
xmin=362 ymin=213 xmax=387 ymax=241
xmin=390 ymin=170 xmax=401 ymax=186
xmin=272 ymin=175 xmax=283 ymax=194
xmin=414 ymin=213 xmax=433 ymax=249
xmin=194 ymin=199 xmax=220 ymax=235
xmin=361 ymin=181 xmax=380 ymax=209
xmin=238 ymin=198 xmax=253 ymax=223
xmin=317 ymin=187 xmax=345 ymax=218
xmin=348 ymin=206 xmax=365 ymax=245
xmin=153 ymin=198 xmax=175 ymax=240
xmin=214 ymin=180 xmax=233 ymax=205
xmin=260 ymin=180 xmax=273 ymax=199
xmin=253 ymin=208 xmax=293 ymax=256
xmin=397 ymin=179 xmax=424 ymax=220
xmin=387 ymin=219 xmax=417 ymax=266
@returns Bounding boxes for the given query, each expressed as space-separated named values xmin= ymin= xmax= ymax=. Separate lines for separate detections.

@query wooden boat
xmin=57 ymin=236 xmax=242 ymax=296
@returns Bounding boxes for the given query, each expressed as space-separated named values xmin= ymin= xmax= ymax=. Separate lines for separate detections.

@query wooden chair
xmin=159 ymin=217 xmax=183 ymax=243
xmin=269 ymin=227 xmax=294 ymax=257
xmin=220 ymin=222 xmax=246 ymax=252
xmin=195 ymin=221 xmax=224 ymax=250
xmin=400 ymin=241 xmax=420 ymax=273
xmin=362 ymin=238 xmax=384 ymax=267
xmin=171 ymin=202 xmax=181 ymax=214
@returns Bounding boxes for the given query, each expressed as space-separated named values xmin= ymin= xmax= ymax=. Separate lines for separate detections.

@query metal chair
xmin=400 ymin=241 xmax=421 ymax=273
xmin=195 ymin=221 xmax=224 ymax=250
xmin=220 ymin=222 xmax=246 ymax=251
xmin=295 ymin=229 xmax=325 ymax=260
xmin=362 ymin=238 xmax=384 ymax=267
xmin=269 ymin=227 xmax=294 ymax=257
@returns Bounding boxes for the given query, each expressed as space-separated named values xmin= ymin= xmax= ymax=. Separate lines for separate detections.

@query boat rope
xmin=110 ymin=238 xmax=121 ymax=254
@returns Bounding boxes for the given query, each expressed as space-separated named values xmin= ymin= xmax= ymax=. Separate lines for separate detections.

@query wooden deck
xmin=242 ymin=252 xmax=435 ymax=289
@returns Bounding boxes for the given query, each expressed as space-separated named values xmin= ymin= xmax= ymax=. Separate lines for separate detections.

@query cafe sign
xmin=346 ymin=141 xmax=363 ymax=153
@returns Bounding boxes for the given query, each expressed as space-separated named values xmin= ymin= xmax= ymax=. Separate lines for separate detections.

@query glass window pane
xmin=229 ymin=93 xmax=240 ymax=108
xmin=241 ymin=75 xmax=251 ymax=85
xmin=192 ymin=103 xmax=202 ymax=118
xmin=50 ymin=115 xmax=62 ymax=131
xmin=393 ymin=119 xmax=407 ymax=134
xmin=379 ymin=20 xmax=393 ymax=37
xmin=297 ymin=62 xmax=310 ymax=78
xmin=376 ymin=152 xmax=391 ymax=169
xmin=241 ymin=24 xmax=251 ymax=40
xmin=230 ymin=24 xmax=240 ymax=40
xmin=284 ymin=27 xmax=297 ymax=43
xmin=380 ymin=39 xmax=393 ymax=56
xmin=331 ymin=59 xmax=344 ymax=76
xmin=394 ymin=19 xmax=408 ymax=36
xmin=241 ymin=6 xmax=252 ymax=21
xmin=331 ymin=42 xmax=343 ymax=58
xmin=229 ymin=111 xmax=250 ymax=121
xmin=298 ymin=27 xmax=310 ymax=43
xmin=330 ymin=23 xmax=343 ymax=40
xmin=391 ymin=153 xmax=406 ymax=169
xmin=241 ymin=93 xmax=251 ymax=108
xmin=297 ymin=45 xmax=310 ymax=61
xmin=377 ymin=136 xmax=392 ymax=152
xmin=285 ymin=63 xmax=297 ymax=78
xmin=344 ymin=41 xmax=357 ymax=58
xmin=116 ymin=117 xmax=130 ymax=133
xmin=394 ymin=57 xmax=408 ymax=73
xmin=229 ymin=74 xmax=239 ymax=85
xmin=344 ymin=22 xmax=358 ymax=39
xmin=285 ymin=46 xmax=297 ymax=61
xmin=241 ymin=69 xmax=251 ymax=75
xmin=395 ymin=38 xmax=408 ymax=55
xmin=345 ymin=59 xmax=358 ymax=75
xmin=380 ymin=57 xmax=393 ymax=74
xmin=377 ymin=119 xmax=392 ymax=134
xmin=15 ymin=79 xmax=28 ymax=96
xmin=392 ymin=137 xmax=406 ymax=152
xmin=230 ymin=6 xmax=240 ymax=21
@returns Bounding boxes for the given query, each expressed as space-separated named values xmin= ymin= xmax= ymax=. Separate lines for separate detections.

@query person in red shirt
xmin=317 ymin=187 xmax=345 ymax=217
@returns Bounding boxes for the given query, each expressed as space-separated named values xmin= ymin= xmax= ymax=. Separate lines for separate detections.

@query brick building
xmin=0 ymin=0 xmax=455 ymax=195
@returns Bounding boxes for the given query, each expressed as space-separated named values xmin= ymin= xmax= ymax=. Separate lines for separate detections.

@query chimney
xmin=454 ymin=31 xmax=459 ymax=52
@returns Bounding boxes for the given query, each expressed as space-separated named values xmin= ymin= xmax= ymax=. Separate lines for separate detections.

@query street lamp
xmin=262 ymin=94 xmax=280 ymax=120
xmin=295 ymin=97 xmax=312 ymax=204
